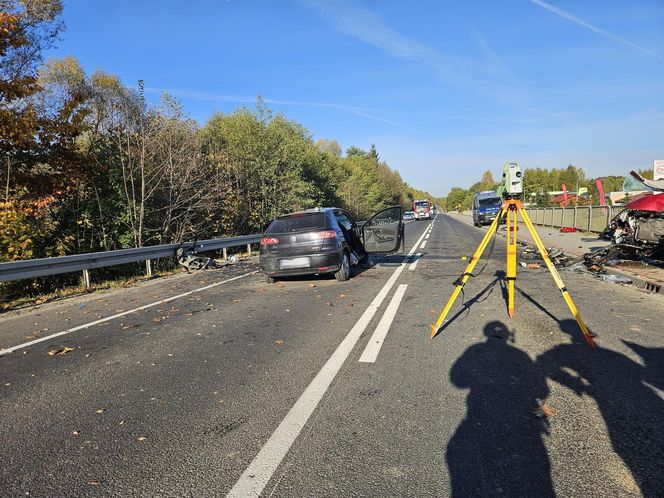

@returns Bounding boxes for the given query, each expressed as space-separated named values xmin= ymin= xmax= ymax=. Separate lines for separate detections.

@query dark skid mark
xmin=201 ymin=415 xmax=248 ymax=438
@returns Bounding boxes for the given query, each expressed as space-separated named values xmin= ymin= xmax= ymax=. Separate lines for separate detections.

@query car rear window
xmin=266 ymin=213 xmax=327 ymax=233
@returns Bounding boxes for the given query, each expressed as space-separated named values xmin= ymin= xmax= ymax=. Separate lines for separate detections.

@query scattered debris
xmin=560 ymin=227 xmax=577 ymax=233
xmin=48 ymin=346 xmax=75 ymax=356
xmin=177 ymin=245 xmax=219 ymax=271
xmin=136 ymin=436 xmax=147 ymax=442
xmin=521 ymin=246 xmax=570 ymax=267
xmin=527 ymin=263 xmax=541 ymax=270
xmin=275 ymin=339 xmax=284 ymax=345
xmin=601 ymin=274 xmax=633 ymax=285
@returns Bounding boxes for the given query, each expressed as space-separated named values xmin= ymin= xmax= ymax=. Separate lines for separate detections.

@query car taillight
xmin=310 ymin=230 xmax=337 ymax=240
xmin=260 ymin=237 xmax=279 ymax=245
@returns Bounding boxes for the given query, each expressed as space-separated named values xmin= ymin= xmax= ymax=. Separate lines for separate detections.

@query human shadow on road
xmin=537 ymin=320 xmax=664 ymax=497
xmin=446 ymin=321 xmax=556 ymax=497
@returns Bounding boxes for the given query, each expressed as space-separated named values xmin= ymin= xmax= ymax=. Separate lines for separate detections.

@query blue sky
xmin=48 ymin=0 xmax=664 ymax=196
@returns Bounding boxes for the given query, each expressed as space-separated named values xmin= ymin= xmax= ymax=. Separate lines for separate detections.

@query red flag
xmin=595 ymin=179 xmax=606 ymax=206
xmin=562 ymin=184 xmax=568 ymax=206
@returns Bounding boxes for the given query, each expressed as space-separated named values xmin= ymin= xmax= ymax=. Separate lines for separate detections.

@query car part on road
xmin=176 ymin=246 xmax=216 ymax=271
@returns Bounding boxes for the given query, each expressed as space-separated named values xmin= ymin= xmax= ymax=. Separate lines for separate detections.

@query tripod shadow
xmin=446 ymin=321 xmax=555 ymax=497
xmin=434 ymin=271 xmax=506 ymax=334
xmin=537 ymin=321 xmax=664 ymax=496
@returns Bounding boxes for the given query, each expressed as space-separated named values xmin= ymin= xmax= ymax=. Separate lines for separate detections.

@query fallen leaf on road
xmin=72 ymin=431 xmax=80 ymax=436
xmin=308 ymin=284 xmax=316 ymax=288
xmin=231 ymin=299 xmax=241 ymax=303
xmin=533 ymin=399 xmax=557 ymax=418
xmin=95 ymin=409 xmax=105 ymax=414
xmin=275 ymin=340 xmax=284 ymax=345
xmin=277 ymin=283 xmax=285 ymax=288
xmin=48 ymin=346 xmax=75 ymax=356
xmin=121 ymin=324 xmax=139 ymax=330
xmin=339 ymin=294 xmax=348 ymax=298
xmin=527 ymin=263 xmax=541 ymax=270
xmin=136 ymin=436 xmax=147 ymax=442
xmin=325 ymin=301 xmax=333 ymax=306
xmin=88 ymin=481 xmax=101 ymax=486
xmin=152 ymin=317 xmax=163 ymax=322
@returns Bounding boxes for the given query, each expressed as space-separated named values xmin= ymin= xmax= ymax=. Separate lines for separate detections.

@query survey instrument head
xmin=501 ymin=162 xmax=523 ymax=198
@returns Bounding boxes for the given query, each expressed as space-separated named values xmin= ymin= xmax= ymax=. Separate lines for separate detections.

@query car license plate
xmin=279 ymin=257 xmax=310 ymax=269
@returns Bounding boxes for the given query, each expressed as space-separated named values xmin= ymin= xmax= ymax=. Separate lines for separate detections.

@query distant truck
xmin=413 ymin=199 xmax=432 ymax=220
xmin=472 ymin=191 xmax=503 ymax=227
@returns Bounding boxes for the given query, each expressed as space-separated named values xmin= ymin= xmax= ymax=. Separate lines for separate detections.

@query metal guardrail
xmin=524 ymin=205 xmax=615 ymax=233
xmin=0 ymin=234 xmax=262 ymax=283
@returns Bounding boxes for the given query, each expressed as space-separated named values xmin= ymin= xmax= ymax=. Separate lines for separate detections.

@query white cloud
xmin=531 ymin=0 xmax=663 ymax=59
xmin=142 ymin=86 xmax=426 ymax=131
xmin=300 ymin=0 xmax=534 ymax=110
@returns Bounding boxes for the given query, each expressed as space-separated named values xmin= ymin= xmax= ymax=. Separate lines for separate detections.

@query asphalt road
xmin=1 ymin=215 xmax=663 ymax=497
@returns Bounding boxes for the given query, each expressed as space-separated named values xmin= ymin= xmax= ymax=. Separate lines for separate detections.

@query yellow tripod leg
xmin=506 ymin=206 xmax=517 ymax=317
xmin=518 ymin=207 xmax=595 ymax=348
xmin=431 ymin=209 xmax=504 ymax=338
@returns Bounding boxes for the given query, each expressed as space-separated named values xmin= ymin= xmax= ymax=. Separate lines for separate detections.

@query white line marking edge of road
xmin=0 ymin=271 xmax=259 ymax=356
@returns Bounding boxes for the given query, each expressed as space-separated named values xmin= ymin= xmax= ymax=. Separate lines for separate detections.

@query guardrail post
xmin=247 ymin=244 xmax=252 ymax=257
xmin=82 ymin=269 xmax=91 ymax=289
xmin=223 ymin=247 xmax=228 ymax=260
xmin=588 ymin=206 xmax=592 ymax=231
xmin=145 ymin=260 xmax=152 ymax=277
xmin=573 ymin=206 xmax=578 ymax=229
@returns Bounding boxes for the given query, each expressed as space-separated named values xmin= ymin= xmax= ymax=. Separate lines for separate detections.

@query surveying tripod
xmin=431 ymin=199 xmax=595 ymax=348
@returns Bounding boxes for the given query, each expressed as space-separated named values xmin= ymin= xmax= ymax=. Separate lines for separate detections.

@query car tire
xmin=335 ymin=252 xmax=350 ymax=281
xmin=264 ymin=274 xmax=276 ymax=284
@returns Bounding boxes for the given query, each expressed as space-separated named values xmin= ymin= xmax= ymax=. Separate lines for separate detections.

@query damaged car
xmin=259 ymin=206 xmax=404 ymax=283
xmin=599 ymin=194 xmax=664 ymax=261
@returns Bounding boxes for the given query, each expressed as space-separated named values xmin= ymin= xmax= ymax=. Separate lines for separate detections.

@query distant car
xmin=259 ymin=207 xmax=404 ymax=283
xmin=403 ymin=211 xmax=415 ymax=221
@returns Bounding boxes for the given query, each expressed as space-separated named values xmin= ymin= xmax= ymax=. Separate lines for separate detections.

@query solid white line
xmin=0 ymin=271 xmax=258 ymax=356
xmin=409 ymin=253 xmax=423 ymax=271
xmin=420 ymin=240 xmax=427 ymax=249
xmin=358 ymin=284 xmax=408 ymax=363
xmin=227 ymin=223 xmax=429 ymax=497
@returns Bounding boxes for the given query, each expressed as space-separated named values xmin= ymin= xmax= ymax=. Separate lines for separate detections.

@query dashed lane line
xmin=227 ymin=219 xmax=430 ymax=497
xmin=409 ymin=253 xmax=423 ymax=271
xmin=358 ymin=284 xmax=408 ymax=363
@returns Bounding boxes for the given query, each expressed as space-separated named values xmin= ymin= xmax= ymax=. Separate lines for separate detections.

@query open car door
xmin=361 ymin=206 xmax=404 ymax=254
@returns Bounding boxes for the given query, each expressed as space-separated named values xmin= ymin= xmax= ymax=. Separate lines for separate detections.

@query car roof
xmin=275 ymin=207 xmax=340 ymax=219
xmin=474 ymin=191 xmax=500 ymax=199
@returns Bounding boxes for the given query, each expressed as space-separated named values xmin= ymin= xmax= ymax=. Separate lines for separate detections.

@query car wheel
xmin=264 ymin=274 xmax=276 ymax=284
xmin=335 ymin=252 xmax=350 ymax=281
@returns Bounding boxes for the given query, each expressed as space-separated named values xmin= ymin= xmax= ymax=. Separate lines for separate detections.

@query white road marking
xmin=420 ymin=240 xmax=427 ymax=249
xmin=227 ymin=222 xmax=429 ymax=497
xmin=409 ymin=253 xmax=423 ymax=271
xmin=0 ymin=271 xmax=258 ymax=356
xmin=358 ymin=284 xmax=408 ymax=363
xmin=425 ymin=233 xmax=430 ymax=239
